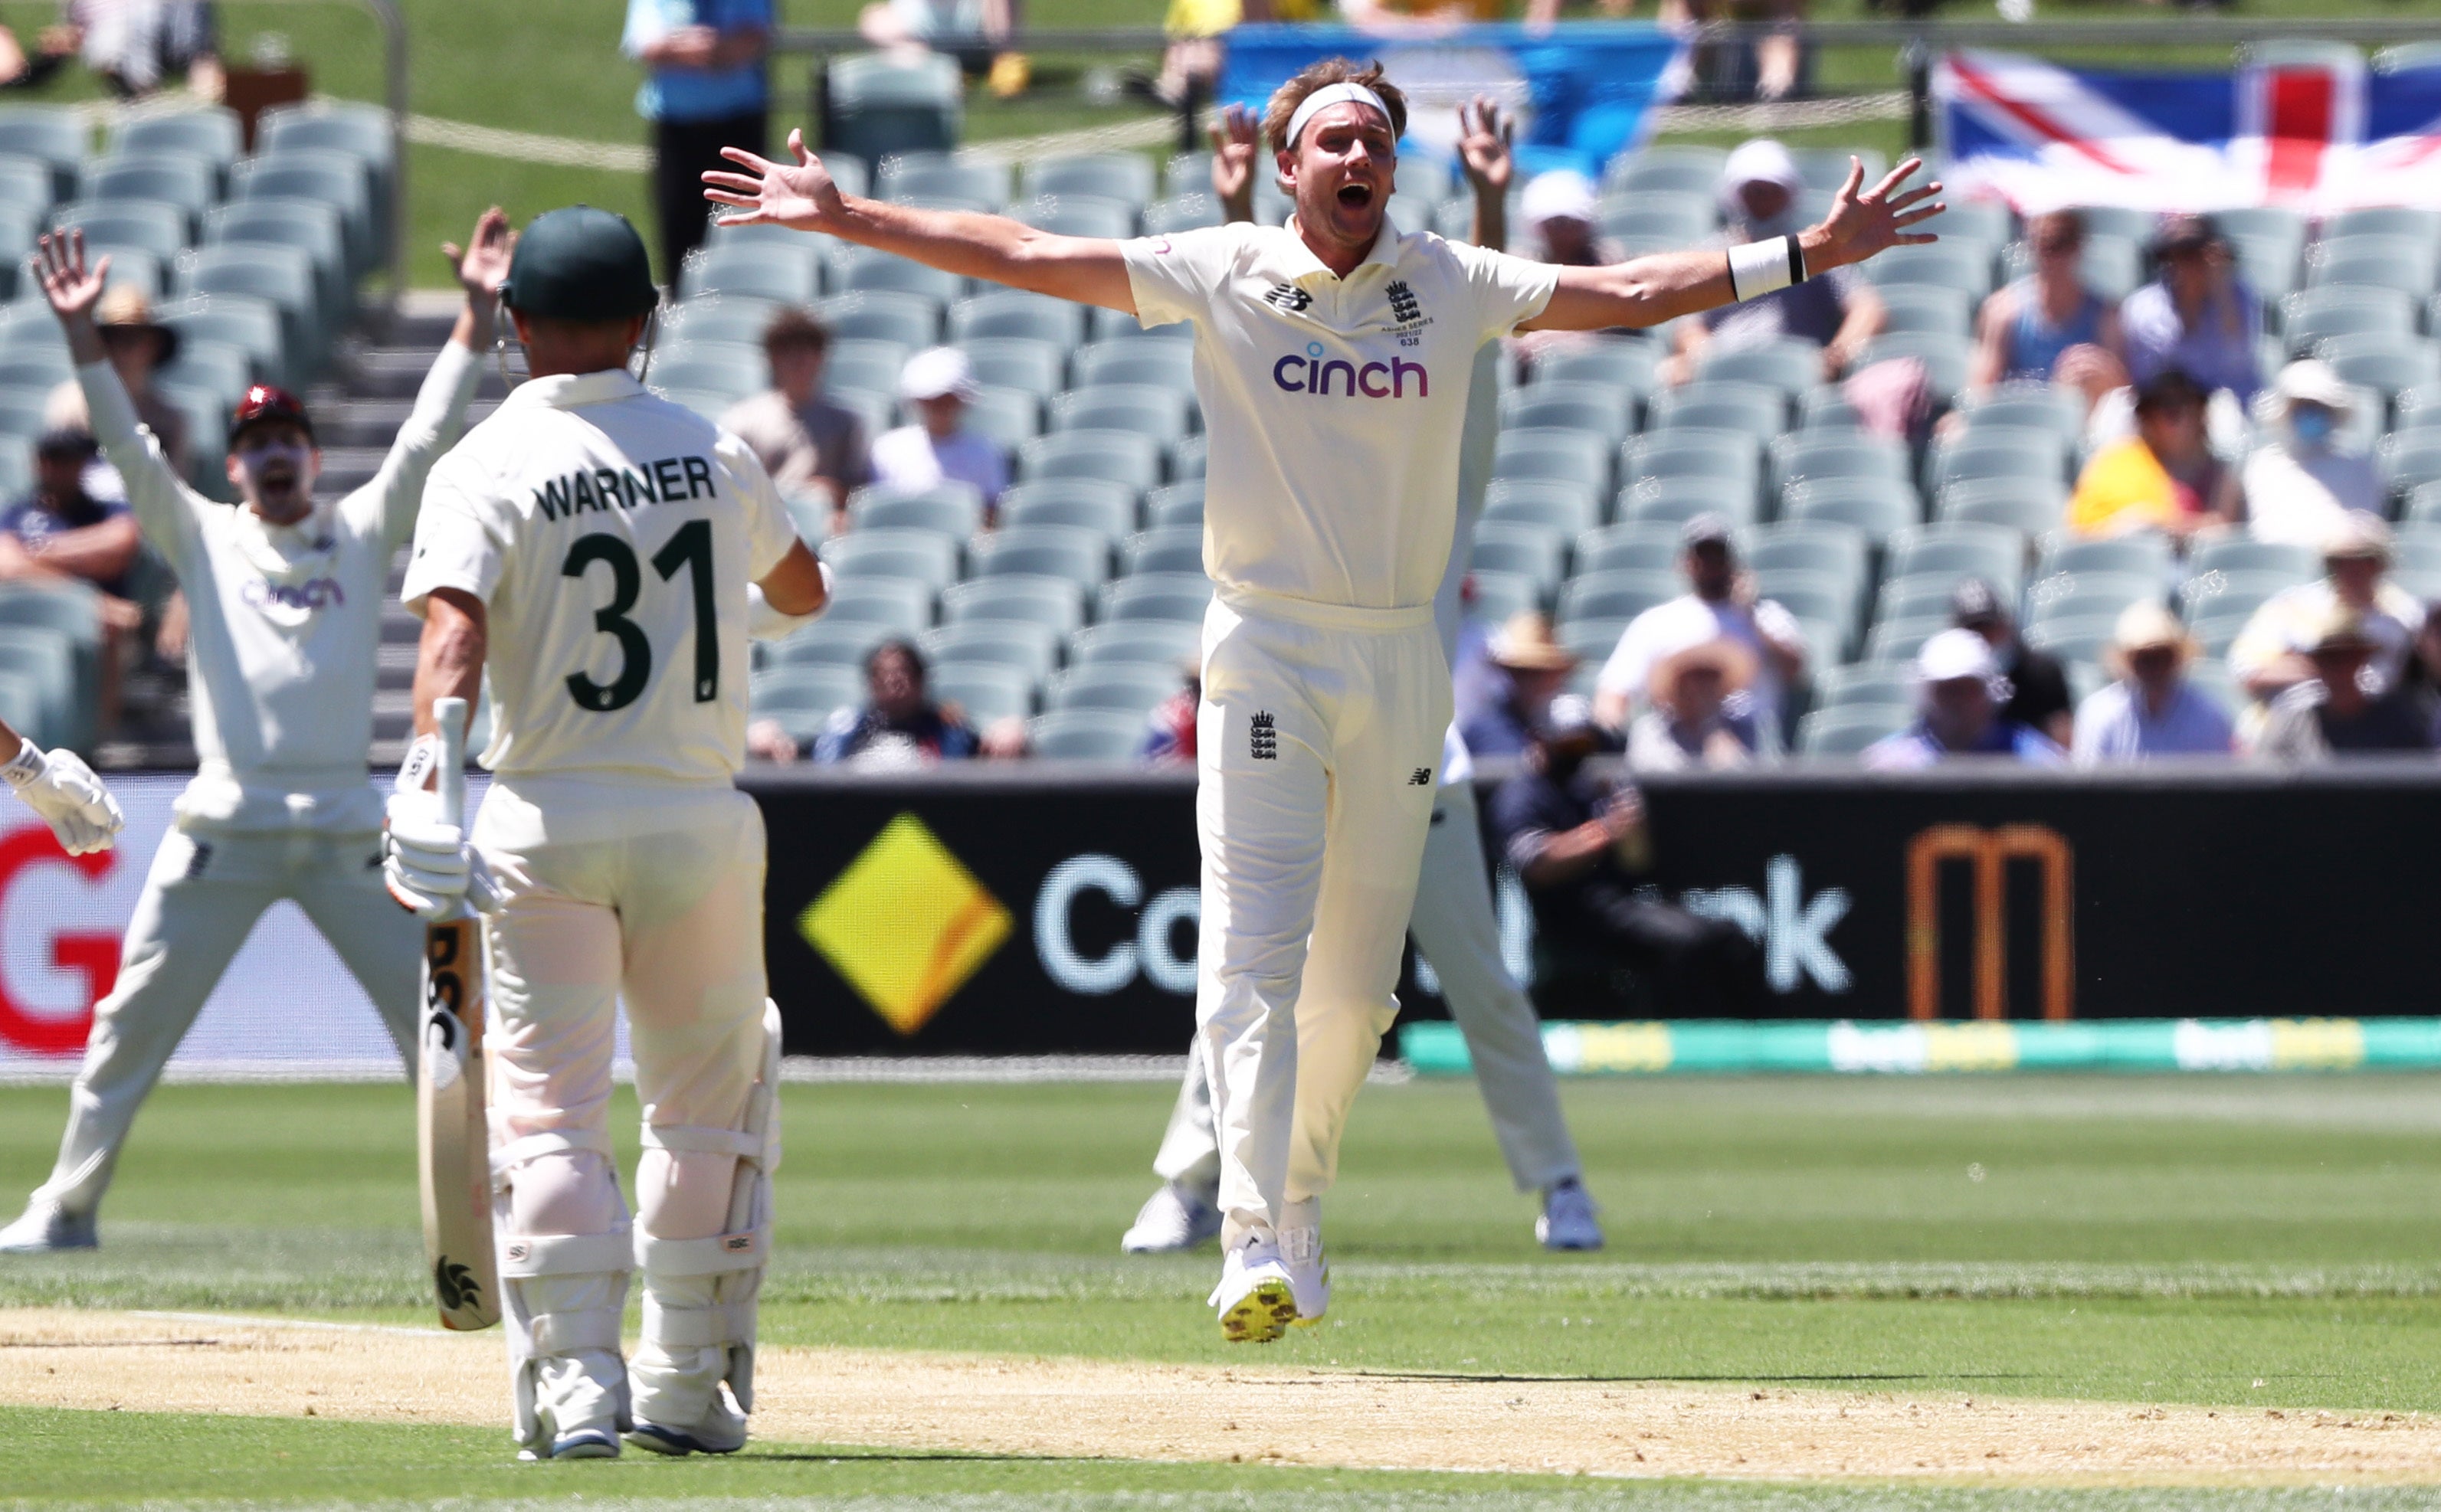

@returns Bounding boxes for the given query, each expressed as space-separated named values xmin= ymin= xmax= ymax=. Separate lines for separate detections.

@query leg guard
xmin=493 ymin=1127 xmax=633 ymax=1455
xmin=629 ymin=1000 xmax=780 ymax=1436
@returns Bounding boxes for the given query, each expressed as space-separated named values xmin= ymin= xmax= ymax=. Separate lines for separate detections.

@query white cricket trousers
xmin=477 ymin=781 xmax=772 ymax=1441
xmin=1155 ymin=777 xmax=1581 ymax=1197
xmin=1196 ymin=591 xmax=1450 ymax=1249
xmin=29 ymin=826 xmax=421 ymax=1217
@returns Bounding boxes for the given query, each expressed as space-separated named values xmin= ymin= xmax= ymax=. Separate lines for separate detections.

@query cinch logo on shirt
xmin=533 ymin=456 xmax=717 ymax=522
xmin=241 ymin=575 xmax=344 ymax=612
xmin=1271 ymin=342 xmax=1428 ymax=399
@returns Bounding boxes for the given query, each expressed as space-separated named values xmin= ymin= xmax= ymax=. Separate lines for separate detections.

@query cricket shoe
xmin=1120 ymin=1180 xmax=1221 ymax=1254
xmin=1536 ymin=1178 xmax=1604 ymax=1252
xmin=0 ymin=1200 xmax=95 ymax=1253
xmin=547 ymin=1429 xmax=620 ymax=1460
xmin=1207 ymin=1235 xmax=1298 ymax=1343
xmin=1277 ymin=1199 xmax=1330 ymax=1326
xmin=627 ymin=1386 xmax=749 ymax=1458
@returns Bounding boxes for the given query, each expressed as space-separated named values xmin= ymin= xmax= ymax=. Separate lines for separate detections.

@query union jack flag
xmin=1937 ymin=47 xmax=2441 ymax=214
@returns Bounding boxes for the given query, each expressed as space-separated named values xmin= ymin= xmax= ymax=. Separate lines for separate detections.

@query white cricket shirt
xmin=402 ymin=369 xmax=797 ymax=804
xmin=1122 ymin=220 xmax=1557 ymax=620
xmin=80 ymin=344 xmax=481 ymax=833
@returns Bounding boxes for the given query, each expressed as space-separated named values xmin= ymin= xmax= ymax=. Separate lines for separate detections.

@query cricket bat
xmin=417 ymin=696 xmax=500 ymax=1330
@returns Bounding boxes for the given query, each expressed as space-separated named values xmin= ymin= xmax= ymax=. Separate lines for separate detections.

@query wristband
xmin=1727 ymin=235 xmax=1807 ymax=302
xmin=0 ymin=739 xmax=41 ymax=789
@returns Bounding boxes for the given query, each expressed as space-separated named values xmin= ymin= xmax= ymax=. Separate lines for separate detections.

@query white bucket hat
xmin=899 ymin=345 xmax=978 ymax=402
xmin=1522 ymin=169 xmax=1597 ymax=229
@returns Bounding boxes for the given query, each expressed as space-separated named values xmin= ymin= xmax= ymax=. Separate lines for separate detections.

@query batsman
xmin=390 ymin=206 xmax=828 ymax=1461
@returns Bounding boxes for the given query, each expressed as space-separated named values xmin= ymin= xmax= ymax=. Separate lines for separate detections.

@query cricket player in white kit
xmin=706 ymin=57 xmax=1939 ymax=1341
xmin=389 ymin=206 xmax=829 ymax=1461
xmin=1122 ymin=97 xmax=1602 ymax=1258
xmin=0 ymin=215 xmax=513 ymax=1254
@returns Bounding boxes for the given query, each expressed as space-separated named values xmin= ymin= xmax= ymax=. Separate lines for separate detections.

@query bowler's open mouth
xmin=1337 ymin=182 xmax=1374 ymax=208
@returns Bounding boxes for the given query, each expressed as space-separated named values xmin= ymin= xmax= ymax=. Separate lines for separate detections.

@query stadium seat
xmin=1087 ymin=303 xmax=1191 ymax=343
xmin=922 ymin=619 xmax=1062 ymax=681
xmin=998 ymin=478 xmax=1138 ymax=539
xmin=762 ymin=617 xmax=894 ymax=671
xmin=1875 ymin=573 xmax=1975 ymax=625
xmin=1465 ymin=568 xmax=1541 ymax=623
xmin=1646 ymin=379 xmax=1782 ymax=442
xmin=1070 ymin=619 xmax=1199 ymax=669
xmin=932 ymin=662 xmax=1036 ymax=725
xmin=2307 ymin=234 xmax=2436 ymax=296
xmin=1876 ymin=284 xmax=1973 ymax=339
xmin=837 ymin=248 xmax=963 ymax=303
xmin=816 ymin=290 xmax=941 ymax=349
xmin=824 ymin=528 xmax=962 ymax=593
xmin=2328 ymin=339 xmax=2441 ymax=405
xmin=822 ymin=336 xmax=913 ymax=401
xmin=2023 ymin=613 xmax=2123 ymax=664
xmin=1101 ymin=572 xmax=1214 ymax=623
xmin=1571 ymin=522 xmax=1686 ymax=578
xmin=1557 ymin=568 xmax=1677 ymax=627
xmin=1018 ymin=195 xmax=1138 ymax=240
xmin=1047 ymin=660 xmax=1178 ymax=715
xmin=1622 ymin=429 xmax=1760 ymax=514
xmin=1162 ymin=149 xmax=1213 ymax=199
xmin=1483 ymin=479 xmax=1598 ymax=535
xmin=968 ymin=523 xmax=1110 ymax=587
xmin=850 ymin=481 xmax=985 ymax=536
xmin=2042 ymin=535 xmax=2171 ymax=583
xmin=1812 ymin=660 xmax=1915 ymax=714
xmin=1024 ymin=152 xmax=1156 ymax=207
xmin=205 ymin=198 xmax=349 ymax=326
xmin=1934 ymin=476 xmax=2066 ymax=535
xmin=1604 ymin=145 xmax=1725 ymax=196
xmin=114 ymin=106 xmax=241 ymax=172
xmin=157 ymin=293 xmax=287 ymax=388
xmin=1030 ymin=708 xmax=1145 ymax=760
xmin=1070 ymin=337 xmax=1195 ymax=391
xmin=2185 ymin=537 xmax=2318 ymax=585
xmin=1771 ymin=433 xmax=1908 ymax=498
xmin=750 ymin=663 xmax=863 ymax=716
xmin=664 ymin=294 xmax=783 ymax=349
xmin=175 ymin=244 xmax=324 ymax=375
xmin=1499 ymin=382 xmax=1633 ymax=444
xmin=1122 ymin=525 xmax=1204 ymax=577
xmin=819 ymin=576 xmax=933 ymax=634
xmin=1855 ymin=331 xmax=1971 ymax=401
xmin=1798 ymin=704 xmax=1906 ymax=757
xmin=1493 ymin=427 xmax=1613 ymax=496
xmin=650 ymin=349 xmax=765 ymax=405
xmin=827 ymin=55 xmax=962 ymax=162
xmin=50 ymin=198 xmax=185 ymax=262
xmin=1597 ymin=190 xmax=1712 ymax=244
xmin=1018 ymin=430 xmax=1163 ymax=493
xmin=1999 ymin=232 xmax=2143 ymax=303
xmin=1859 ymin=241 xmax=1994 ymax=299
xmin=0 ymin=154 xmax=48 ymax=214
xmin=680 ymin=242 xmax=821 ymax=305
xmin=1052 ymin=384 xmax=1194 ymax=443
xmin=941 ymin=574 xmax=1088 ymax=634
xmin=957 ymin=385 xmax=1042 ymax=450
xmin=1751 ymin=522 xmax=1869 ymax=596
xmin=876 ymin=153 xmax=1009 ymax=208
xmin=2279 ymin=285 xmax=2413 ymax=357
xmin=1886 ymin=522 xmax=2027 ymax=597
xmin=1620 ymin=473 xmax=1758 ymax=530
xmin=1145 ymin=480 xmax=1204 ymax=528
xmin=2023 ymin=569 xmax=2158 ymax=629
xmin=1529 ymin=338 xmax=1657 ymax=398
xmin=231 ymin=150 xmax=375 ymax=273
xmin=1862 ymin=612 xmax=1952 ymax=665
xmin=255 ymin=101 xmax=394 ymax=229
xmin=1780 ymin=476 xmax=1918 ymax=541
xmin=1698 ymin=338 xmax=1825 ymax=399
xmin=2179 ymin=567 xmax=2298 ymax=624
xmin=1141 ymin=194 xmax=1222 ymax=235
xmin=943 ymin=290 xmax=1083 ymax=351
xmin=959 ymin=335 xmax=1065 ymax=398
xmin=1470 ymin=521 xmax=1567 ymax=592
xmin=0 ymin=107 xmax=84 ymax=199
xmin=84 ymin=154 xmax=215 ymax=232
xmin=1953 ymin=382 xmax=2084 ymax=443
xmin=1926 ymin=425 xmax=2071 ymax=496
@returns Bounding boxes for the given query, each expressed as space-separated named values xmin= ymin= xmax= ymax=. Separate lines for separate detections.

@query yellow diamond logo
xmin=799 ymin=812 xmax=1011 ymax=1036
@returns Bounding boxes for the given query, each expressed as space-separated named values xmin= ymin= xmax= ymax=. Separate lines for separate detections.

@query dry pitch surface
xmin=4 ymin=1307 xmax=2438 ymax=1487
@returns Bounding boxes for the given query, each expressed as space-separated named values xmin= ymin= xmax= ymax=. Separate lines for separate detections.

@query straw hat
xmin=1487 ymin=611 xmax=1578 ymax=673
xmin=94 ymin=283 xmax=177 ymax=364
xmin=1649 ymin=635 xmax=1755 ymax=710
xmin=2102 ymin=601 xmax=2196 ymax=677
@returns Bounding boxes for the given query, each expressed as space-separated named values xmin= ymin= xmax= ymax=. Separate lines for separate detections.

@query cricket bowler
xmin=706 ymin=57 xmax=1939 ymax=1341
xmin=388 ymin=205 xmax=828 ymax=1460
xmin=0 ymin=213 xmax=513 ymax=1253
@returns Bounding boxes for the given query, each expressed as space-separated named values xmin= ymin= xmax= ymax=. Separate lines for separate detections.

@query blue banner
xmin=1218 ymin=22 xmax=1685 ymax=180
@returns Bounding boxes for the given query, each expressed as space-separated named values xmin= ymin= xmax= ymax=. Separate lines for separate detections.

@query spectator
xmin=871 ymin=347 xmax=1008 ymax=512
xmin=860 ymin=0 xmax=1029 ymax=100
xmin=66 ymin=0 xmax=218 ymax=98
xmin=623 ymin=0 xmax=772 ymax=278
xmin=1968 ymin=210 xmax=2128 ymax=398
xmin=2121 ymin=215 xmax=2261 ymax=407
xmin=1667 ymin=140 xmax=1886 ymax=391
xmin=1489 ymin=702 xmax=1762 ymax=1015
xmin=2230 ymin=510 xmax=2423 ymax=705
xmin=0 ymin=18 xmax=72 ymax=91
xmin=811 ymin=638 xmax=982 ymax=767
xmin=1460 ymin=611 xmax=1578 ymax=758
xmin=1864 ymin=627 xmax=2069 ymax=768
xmin=2251 ymin=609 xmax=2437 ymax=762
xmin=1340 ymin=0 xmax=1562 ymax=37
xmin=2240 ymin=358 xmax=2378 ymax=548
xmin=1139 ymin=656 xmax=1199 ymax=765
xmin=719 ymin=309 xmax=873 ymax=529
xmin=1592 ymin=513 xmax=1807 ymax=737
xmin=1518 ymin=170 xmax=1617 ymax=268
xmin=46 ymin=285 xmax=189 ymax=484
xmin=2071 ymin=601 xmax=2235 ymax=762
xmin=1625 ymin=636 xmax=1767 ymax=771
xmin=1 ymin=429 xmax=144 ymax=731
xmin=1949 ymin=576 xmax=2072 ymax=747
xmin=2066 ymin=368 xmax=2236 ymax=541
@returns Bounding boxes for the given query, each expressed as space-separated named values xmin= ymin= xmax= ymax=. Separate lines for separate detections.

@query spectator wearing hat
xmin=1593 ymin=513 xmax=1807 ymax=738
xmin=44 ymin=284 xmax=188 ymax=483
xmin=1949 ymin=576 xmax=2072 ymax=747
xmin=1518 ymin=171 xmax=1617 ymax=270
xmin=1489 ymin=701 xmax=1763 ymax=1016
xmin=1968 ymin=209 xmax=2128 ymax=400
xmin=2251 ymin=607 xmax=2437 ymax=762
xmin=719 ymin=308 xmax=873 ymax=529
xmin=2230 ymin=510 xmax=2425 ymax=705
xmin=2071 ymin=601 xmax=2234 ymax=763
xmin=2067 ymin=368 xmax=2236 ymax=542
xmin=623 ymin=0 xmax=772 ymax=277
xmin=870 ymin=346 xmax=1008 ymax=512
xmin=1666 ymin=139 xmax=1886 ymax=389
xmin=1864 ymin=628 xmax=2069 ymax=769
xmin=1139 ymin=655 xmax=1201 ymax=766
xmin=2121 ymin=215 xmax=2262 ymax=406
xmin=2239 ymin=358 xmax=2378 ymax=549
xmin=1626 ymin=635 xmax=1768 ymax=771
xmin=0 ymin=427 xmax=138 ymax=601
xmin=1460 ymin=610 xmax=1577 ymax=758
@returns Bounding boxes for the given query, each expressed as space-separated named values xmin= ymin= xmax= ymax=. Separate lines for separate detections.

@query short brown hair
xmin=762 ymin=306 xmax=832 ymax=356
xmin=1262 ymin=58 xmax=1408 ymax=155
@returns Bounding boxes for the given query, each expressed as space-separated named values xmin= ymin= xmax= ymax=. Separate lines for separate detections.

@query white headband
xmin=1285 ymin=82 xmax=1392 ymax=149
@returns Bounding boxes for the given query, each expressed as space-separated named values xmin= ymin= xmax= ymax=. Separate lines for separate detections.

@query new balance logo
xmin=1250 ymin=712 xmax=1278 ymax=761
xmin=1263 ymin=283 xmax=1312 ymax=313
xmin=1385 ymin=279 xmax=1423 ymax=325
xmin=1408 ymin=767 xmax=1433 ymax=785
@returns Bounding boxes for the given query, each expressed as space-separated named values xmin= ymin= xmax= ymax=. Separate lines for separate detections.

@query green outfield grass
xmin=8 ymin=1073 xmax=2441 ymax=1503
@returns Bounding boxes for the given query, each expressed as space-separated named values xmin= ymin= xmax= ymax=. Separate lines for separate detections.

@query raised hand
xmin=444 ymin=206 xmax=516 ymax=305
xmin=703 ymin=128 xmax=847 ymax=234
xmin=1456 ymin=95 xmax=1513 ymax=197
xmin=1806 ymin=157 xmax=1944 ymax=271
xmin=1207 ymin=103 xmax=1259 ymax=218
xmin=31 ymin=229 xmax=107 ymax=326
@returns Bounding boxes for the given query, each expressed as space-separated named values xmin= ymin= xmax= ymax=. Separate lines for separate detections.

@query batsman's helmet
xmin=231 ymin=384 xmax=314 ymax=446
xmin=500 ymin=205 xmax=659 ymax=322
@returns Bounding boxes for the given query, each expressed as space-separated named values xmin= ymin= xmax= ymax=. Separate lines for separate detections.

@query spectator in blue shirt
xmin=1866 ymin=628 xmax=2069 ymax=769
xmin=0 ymin=428 xmax=138 ymax=603
xmin=813 ymin=638 xmax=982 ymax=767
xmin=623 ymin=0 xmax=772 ymax=278
xmin=2072 ymin=602 xmax=2234 ymax=763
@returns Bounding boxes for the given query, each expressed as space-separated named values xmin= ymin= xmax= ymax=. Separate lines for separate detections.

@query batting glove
xmin=384 ymin=786 xmax=472 ymax=919
xmin=1 ymin=739 xmax=123 ymax=856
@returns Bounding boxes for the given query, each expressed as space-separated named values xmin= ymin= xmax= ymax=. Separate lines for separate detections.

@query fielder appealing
xmin=0 ymin=716 xmax=122 ymax=856
xmin=1122 ymin=98 xmax=1601 ymax=1257
xmin=388 ymin=207 xmax=828 ymax=1461
xmin=0 ymin=215 xmax=511 ymax=1254
xmin=706 ymin=59 xmax=1938 ymax=1341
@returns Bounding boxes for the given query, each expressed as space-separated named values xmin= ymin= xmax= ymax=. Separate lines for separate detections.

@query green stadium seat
xmin=1886 ymin=522 xmax=2026 ymax=597
xmin=255 ymin=101 xmax=393 ymax=231
xmin=663 ymin=295 xmax=783 ymax=349
xmin=1024 ymin=153 xmax=1156 ymax=207
xmin=923 ymin=619 xmax=1062 ymax=681
xmin=824 ymin=528 xmax=962 ymax=592
xmin=1751 ymin=522 xmax=1868 ymax=594
xmin=1646 ymin=379 xmax=1782 ymax=441
xmin=819 ymin=577 xmax=932 ymax=634
xmin=1145 ymin=481 xmax=1205 ymax=528
xmin=2281 ymin=286 xmax=2410 ymax=357
xmin=113 ymin=106 xmax=243 ymax=170
xmin=1483 ymin=479 xmax=1597 ymax=535
xmin=204 ymin=198 xmax=348 ymax=328
xmin=0 ymin=108 xmax=86 ymax=200
xmin=1018 ymin=195 xmax=1136 ymax=240
xmin=822 ymin=336 xmax=915 ymax=401
xmin=1070 ymin=337 xmax=1195 ymax=391
xmin=1557 ymin=568 xmax=1676 ymax=626
xmin=175 ymin=244 xmax=324 ymax=376
xmin=1780 ymin=476 xmax=1918 ymax=541
xmin=1122 ymin=525 xmax=1204 ymax=577
xmin=1863 ymin=612 xmax=1951 ymax=665
xmin=2023 ymin=570 xmax=2158 ymax=628
xmin=1494 ymin=427 xmax=1612 ymax=497
xmin=1698 ymin=338 xmax=1825 ymax=398
xmin=2330 ymin=339 xmax=2441 ymax=406
xmin=949 ymin=289 xmax=1086 ymax=349
xmin=1859 ymin=241 xmax=1994 ymax=299
xmin=998 ymin=478 xmax=1138 ymax=539
xmin=1462 ymin=568 xmax=1538 ymax=623
xmin=876 ymin=152 xmax=1008 ymax=208
xmin=1926 ymin=425 xmax=2071 ymax=497
xmin=750 ymin=663 xmax=864 ymax=714
xmin=1018 ymin=430 xmax=1162 ymax=493
xmin=1529 ymin=338 xmax=1657 ymax=398
xmin=826 ymin=55 xmax=962 ymax=162
xmin=1877 ymin=283 xmax=1973 ymax=340
xmin=683 ymin=243 xmax=821 ymax=305
xmin=850 ymin=481 xmax=985 ymax=536
xmin=960 ymin=335 xmax=1065 ymax=398
xmin=1876 ymin=572 xmax=1982 ymax=624
xmin=2307 ymin=234 xmax=2435 ymax=296
xmin=649 ymin=349 xmax=765 ymax=406
xmin=838 ymin=249 xmax=962 ymax=303
xmin=1100 ymin=571 xmax=1212 ymax=623
xmin=1812 ymin=661 xmax=1915 ymax=714
xmin=969 ymin=523 xmax=1110 ymax=587
xmin=0 ymin=154 xmax=50 ymax=212
xmin=1162 ymin=150 xmax=1212 ymax=198
xmin=2042 ymin=535 xmax=2171 ymax=582
xmin=1470 ymin=521 xmax=1566 ymax=592
xmin=1499 ymin=382 xmax=1632 ymax=445
xmin=84 ymin=155 xmax=215 ymax=235
xmin=1771 ymin=433 xmax=1907 ymax=498
xmin=51 ymin=198 xmax=185 ymax=261
xmin=1087 ymin=303 xmax=1191 ymax=343
xmin=1047 ymin=660 xmax=1176 ymax=715
xmin=933 ymin=661 xmax=1035 ymax=724
xmin=816 ymin=290 xmax=941 ymax=349
xmin=1070 ymin=619 xmax=1198 ymax=668
xmin=158 ymin=293 xmax=287 ymax=388
xmin=1052 ymin=384 xmax=1194 ymax=444
xmin=1952 ymin=382 xmax=2083 ymax=442
xmin=1622 ymin=429 xmax=1759 ymax=515
xmin=1572 ymin=522 xmax=1688 ymax=578
xmin=231 ymin=150 xmax=374 ymax=273
xmin=1934 ymin=476 xmax=2065 ymax=535
xmin=1619 ymin=473 xmax=1758 ymax=530
xmin=1030 ymin=708 xmax=1145 ymax=760
xmin=1597 ymin=189 xmax=1712 ymax=244
xmin=2023 ymin=612 xmax=2123 ymax=664
xmin=1856 ymin=331 xmax=1971 ymax=401
xmin=2179 ymin=568 xmax=2302 ymax=624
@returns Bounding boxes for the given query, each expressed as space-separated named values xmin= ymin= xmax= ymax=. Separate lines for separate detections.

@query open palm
xmin=31 ymin=230 xmax=106 ymax=322
xmin=445 ymin=207 xmax=516 ymax=299
xmin=703 ymin=129 xmax=847 ymax=234
xmin=1813 ymin=157 xmax=1944 ymax=270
